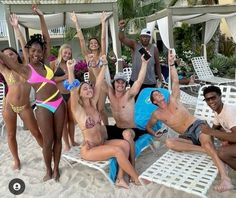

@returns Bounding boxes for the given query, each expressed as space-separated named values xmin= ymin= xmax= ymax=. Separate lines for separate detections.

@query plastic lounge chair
xmin=191 ymin=56 xmax=236 ymax=85
xmin=62 ymin=133 xmax=155 ymax=185
xmin=0 ymin=82 xmax=5 ymax=136
xmin=139 ymin=85 xmax=236 ymax=197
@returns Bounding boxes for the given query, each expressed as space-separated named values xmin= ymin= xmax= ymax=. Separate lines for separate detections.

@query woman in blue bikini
xmin=0 ymin=5 xmax=65 ymax=182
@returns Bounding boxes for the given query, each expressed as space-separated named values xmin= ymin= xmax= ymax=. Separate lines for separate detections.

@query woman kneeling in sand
xmin=66 ymin=56 xmax=140 ymax=188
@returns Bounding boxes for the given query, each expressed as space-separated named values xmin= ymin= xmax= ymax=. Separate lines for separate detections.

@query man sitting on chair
xmin=146 ymin=50 xmax=234 ymax=192
xmin=201 ymin=85 xmax=236 ymax=180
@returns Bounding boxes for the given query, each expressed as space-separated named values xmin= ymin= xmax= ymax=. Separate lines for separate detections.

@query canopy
xmin=1 ymin=0 xmax=121 ymax=61
xmin=146 ymin=4 xmax=236 ymax=58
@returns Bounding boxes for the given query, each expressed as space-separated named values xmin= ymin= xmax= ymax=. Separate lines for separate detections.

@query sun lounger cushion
xmin=134 ymin=87 xmax=170 ymax=131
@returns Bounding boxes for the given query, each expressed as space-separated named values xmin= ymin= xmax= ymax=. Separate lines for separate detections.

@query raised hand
xmin=100 ymin=54 xmax=108 ymax=65
xmin=66 ymin=59 xmax=76 ymax=70
xmin=100 ymin=11 xmax=107 ymax=23
xmin=9 ymin=14 xmax=19 ymax=28
xmin=32 ymin=4 xmax=43 ymax=16
xmin=70 ymin=11 xmax=78 ymax=23
xmin=140 ymin=54 xmax=149 ymax=64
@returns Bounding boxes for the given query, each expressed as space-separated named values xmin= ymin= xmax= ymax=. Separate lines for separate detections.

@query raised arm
xmin=70 ymin=12 xmax=87 ymax=57
xmin=0 ymin=52 xmax=28 ymax=79
xmin=118 ymin=20 xmax=136 ymax=50
xmin=169 ymin=50 xmax=180 ymax=99
xmin=32 ymin=4 xmax=50 ymax=61
xmin=67 ymin=59 xmax=80 ymax=112
xmin=9 ymin=14 xmax=28 ymax=63
xmin=93 ymin=54 xmax=107 ymax=104
xmin=128 ymin=55 xmax=148 ymax=97
xmin=100 ymin=12 xmax=107 ymax=55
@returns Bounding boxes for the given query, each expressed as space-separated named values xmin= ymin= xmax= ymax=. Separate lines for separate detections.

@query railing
xmin=0 ymin=20 xmax=65 ymax=38
xmin=0 ymin=20 xmax=8 ymax=38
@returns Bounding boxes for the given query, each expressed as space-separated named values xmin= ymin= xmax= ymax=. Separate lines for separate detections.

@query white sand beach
xmin=0 ymin=119 xmax=236 ymax=198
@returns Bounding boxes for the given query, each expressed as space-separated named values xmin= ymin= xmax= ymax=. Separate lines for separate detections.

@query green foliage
xmin=50 ymin=46 xmax=59 ymax=56
xmin=209 ymin=54 xmax=230 ymax=76
xmin=219 ymin=34 xmax=236 ymax=57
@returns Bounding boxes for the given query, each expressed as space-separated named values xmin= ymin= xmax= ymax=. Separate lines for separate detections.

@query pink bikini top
xmin=27 ymin=63 xmax=56 ymax=93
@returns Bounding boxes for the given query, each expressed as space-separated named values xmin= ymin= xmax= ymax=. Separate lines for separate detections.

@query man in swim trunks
xmin=104 ymin=55 xmax=149 ymax=167
xmin=146 ymin=50 xmax=233 ymax=192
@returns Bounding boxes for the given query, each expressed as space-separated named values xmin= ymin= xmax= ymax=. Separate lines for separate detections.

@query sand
xmin=0 ymin=121 xmax=236 ymax=198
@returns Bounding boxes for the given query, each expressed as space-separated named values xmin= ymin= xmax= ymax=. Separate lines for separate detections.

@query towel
xmin=109 ymin=134 xmax=154 ymax=182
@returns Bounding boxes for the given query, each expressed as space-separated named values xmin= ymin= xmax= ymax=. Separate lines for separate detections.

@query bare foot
xmin=43 ymin=170 xmax=52 ymax=182
xmin=115 ymin=178 xmax=129 ymax=189
xmin=214 ymin=177 xmax=234 ymax=192
xmin=71 ymin=141 xmax=80 ymax=147
xmin=53 ymin=168 xmax=60 ymax=182
xmin=12 ymin=160 xmax=21 ymax=170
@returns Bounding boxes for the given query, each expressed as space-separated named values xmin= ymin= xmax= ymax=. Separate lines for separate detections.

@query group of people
xmin=0 ymin=4 xmax=235 ymax=193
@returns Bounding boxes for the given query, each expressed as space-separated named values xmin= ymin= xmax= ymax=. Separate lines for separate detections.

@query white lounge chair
xmin=0 ymin=82 xmax=5 ymax=136
xmin=191 ymin=56 xmax=236 ymax=85
xmin=139 ymin=85 xmax=236 ymax=197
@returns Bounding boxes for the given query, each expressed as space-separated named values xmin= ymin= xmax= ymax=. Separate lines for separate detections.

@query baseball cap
xmin=114 ymin=72 xmax=127 ymax=82
xmin=140 ymin=28 xmax=151 ymax=37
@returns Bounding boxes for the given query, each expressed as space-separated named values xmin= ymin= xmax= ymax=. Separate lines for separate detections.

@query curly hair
xmin=25 ymin=34 xmax=46 ymax=50
xmin=203 ymin=85 xmax=222 ymax=97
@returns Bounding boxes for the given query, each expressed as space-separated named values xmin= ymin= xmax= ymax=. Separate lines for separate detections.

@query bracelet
xmin=63 ymin=79 xmax=80 ymax=91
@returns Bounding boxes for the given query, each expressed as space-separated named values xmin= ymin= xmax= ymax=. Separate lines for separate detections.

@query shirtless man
xmin=201 ymin=85 xmax=236 ymax=179
xmin=104 ymin=55 xmax=149 ymax=167
xmin=146 ymin=50 xmax=234 ymax=192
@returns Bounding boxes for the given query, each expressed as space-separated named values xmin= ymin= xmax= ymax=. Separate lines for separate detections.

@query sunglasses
xmin=203 ymin=95 xmax=217 ymax=102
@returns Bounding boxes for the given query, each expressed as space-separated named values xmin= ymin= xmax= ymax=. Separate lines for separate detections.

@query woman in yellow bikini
xmin=0 ymin=14 xmax=43 ymax=170
xmin=65 ymin=56 xmax=140 ymax=188
xmin=0 ymin=5 xmax=65 ymax=182
xmin=70 ymin=11 xmax=109 ymax=125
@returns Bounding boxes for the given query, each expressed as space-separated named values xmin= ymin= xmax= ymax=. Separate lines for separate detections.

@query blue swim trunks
xmin=179 ymin=119 xmax=206 ymax=145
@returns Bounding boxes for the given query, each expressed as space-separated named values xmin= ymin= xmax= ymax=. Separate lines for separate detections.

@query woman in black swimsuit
xmin=50 ymin=44 xmax=78 ymax=151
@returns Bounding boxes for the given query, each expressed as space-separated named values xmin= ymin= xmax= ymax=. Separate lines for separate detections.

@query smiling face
xmin=88 ymin=38 xmax=100 ymax=51
xmin=61 ymin=47 xmax=72 ymax=62
xmin=151 ymin=90 xmax=165 ymax=106
xmin=79 ymin=83 xmax=94 ymax=99
xmin=29 ymin=43 xmax=43 ymax=64
xmin=204 ymin=92 xmax=222 ymax=112
xmin=3 ymin=49 xmax=18 ymax=63
xmin=114 ymin=79 xmax=126 ymax=92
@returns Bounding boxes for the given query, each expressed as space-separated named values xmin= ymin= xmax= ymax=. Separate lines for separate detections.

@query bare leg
xmin=165 ymin=137 xmax=205 ymax=152
xmin=62 ymin=108 xmax=70 ymax=151
xmin=19 ymin=105 xmax=43 ymax=147
xmin=35 ymin=107 xmax=54 ymax=182
xmin=122 ymin=129 xmax=135 ymax=168
xmin=199 ymin=133 xmax=234 ymax=192
xmin=67 ymin=99 xmax=78 ymax=146
xmin=218 ymin=144 xmax=236 ymax=170
xmin=3 ymin=106 xmax=20 ymax=170
xmin=81 ymin=139 xmax=140 ymax=184
xmin=53 ymin=102 xmax=65 ymax=181
xmin=97 ymin=90 xmax=108 ymax=125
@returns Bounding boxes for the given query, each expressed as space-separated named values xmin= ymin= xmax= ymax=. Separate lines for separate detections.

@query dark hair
xmin=112 ymin=80 xmax=128 ymax=89
xmin=25 ymin=34 xmax=45 ymax=50
xmin=88 ymin=37 xmax=100 ymax=50
xmin=203 ymin=85 xmax=222 ymax=97
xmin=150 ymin=90 xmax=160 ymax=105
xmin=1 ymin=47 xmax=23 ymax=63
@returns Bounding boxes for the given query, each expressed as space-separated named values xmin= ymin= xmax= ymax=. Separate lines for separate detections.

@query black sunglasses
xmin=203 ymin=95 xmax=217 ymax=102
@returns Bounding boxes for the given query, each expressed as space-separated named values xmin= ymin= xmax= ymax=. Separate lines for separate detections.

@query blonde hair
xmin=56 ymin=44 xmax=72 ymax=64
